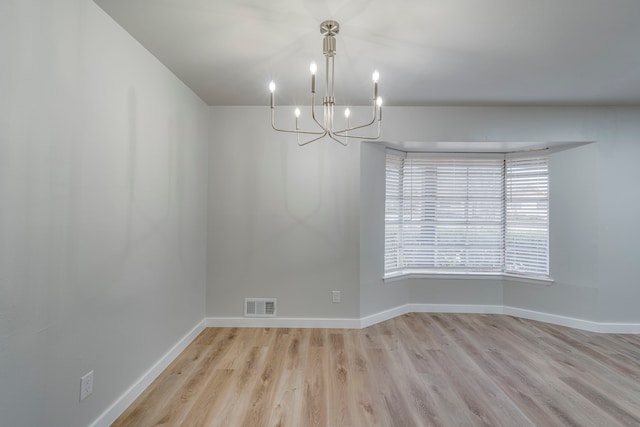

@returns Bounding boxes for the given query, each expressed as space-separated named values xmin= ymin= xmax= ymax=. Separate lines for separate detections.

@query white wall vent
xmin=244 ymin=298 xmax=277 ymax=317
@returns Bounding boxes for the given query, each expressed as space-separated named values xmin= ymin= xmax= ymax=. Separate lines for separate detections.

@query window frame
xmin=384 ymin=149 xmax=552 ymax=285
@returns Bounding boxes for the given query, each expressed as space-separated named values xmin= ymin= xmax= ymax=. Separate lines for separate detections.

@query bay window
xmin=384 ymin=151 xmax=549 ymax=281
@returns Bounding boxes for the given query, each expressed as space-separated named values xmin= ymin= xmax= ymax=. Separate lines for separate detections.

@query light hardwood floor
xmin=112 ymin=313 xmax=640 ymax=426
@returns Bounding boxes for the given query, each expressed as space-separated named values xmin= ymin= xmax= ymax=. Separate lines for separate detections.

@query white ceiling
xmin=94 ymin=0 xmax=640 ymax=107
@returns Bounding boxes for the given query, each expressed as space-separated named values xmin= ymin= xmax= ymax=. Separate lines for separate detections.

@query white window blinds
xmin=384 ymin=151 xmax=549 ymax=279
xmin=385 ymin=154 xmax=404 ymax=274
xmin=505 ymin=155 xmax=549 ymax=277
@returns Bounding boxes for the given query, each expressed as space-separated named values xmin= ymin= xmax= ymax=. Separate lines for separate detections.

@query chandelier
xmin=269 ymin=20 xmax=383 ymax=146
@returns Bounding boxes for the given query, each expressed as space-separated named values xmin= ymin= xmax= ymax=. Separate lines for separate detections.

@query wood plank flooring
xmin=112 ymin=314 xmax=640 ymax=426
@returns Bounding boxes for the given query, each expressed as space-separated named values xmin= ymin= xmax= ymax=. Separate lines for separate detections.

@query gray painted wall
xmin=207 ymin=106 xmax=640 ymax=325
xmin=0 ymin=1 xmax=209 ymax=426
xmin=505 ymin=142 xmax=600 ymax=320
xmin=593 ymin=109 xmax=640 ymax=322
xmin=207 ymin=107 xmax=361 ymax=319
xmin=360 ymin=143 xmax=409 ymax=317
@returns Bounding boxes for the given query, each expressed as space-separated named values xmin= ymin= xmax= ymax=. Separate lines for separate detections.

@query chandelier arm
xmin=273 ymin=126 xmax=325 ymax=136
xmin=271 ymin=108 xmax=325 ymax=135
xmin=333 ymin=121 xmax=381 ymax=140
xmin=332 ymin=115 xmax=377 ymax=134
xmin=331 ymin=98 xmax=379 ymax=134
xmin=332 ymin=109 xmax=379 ymax=134
xmin=297 ymin=130 xmax=329 ymax=146
xmin=326 ymin=132 xmax=348 ymax=146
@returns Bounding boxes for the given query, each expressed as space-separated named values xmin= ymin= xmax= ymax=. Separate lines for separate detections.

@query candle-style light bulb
xmin=269 ymin=81 xmax=276 ymax=108
xmin=294 ymin=108 xmax=300 ymax=131
xmin=310 ymin=62 xmax=317 ymax=93
xmin=372 ymin=70 xmax=379 ymax=99
xmin=376 ymin=97 xmax=383 ymax=107
xmin=344 ymin=108 xmax=351 ymax=118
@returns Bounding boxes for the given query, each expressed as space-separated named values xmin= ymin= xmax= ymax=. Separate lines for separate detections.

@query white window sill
xmin=502 ymin=273 xmax=554 ymax=286
xmin=383 ymin=271 xmax=553 ymax=286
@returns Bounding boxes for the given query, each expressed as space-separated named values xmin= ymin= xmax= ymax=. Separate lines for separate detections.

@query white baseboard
xmin=205 ymin=305 xmax=640 ymax=333
xmin=360 ymin=304 xmax=411 ymax=328
xmin=502 ymin=306 xmax=601 ymax=332
xmin=90 ymin=319 xmax=206 ymax=427
xmin=205 ymin=305 xmax=500 ymax=330
xmin=408 ymin=303 xmax=504 ymax=315
xmin=404 ymin=304 xmax=640 ymax=334
xmin=597 ymin=322 xmax=640 ymax=334
xmin=205 ymin=316 xmax=361 ymax=329
xmin=503 ymin=306 xmax=640 ymax=334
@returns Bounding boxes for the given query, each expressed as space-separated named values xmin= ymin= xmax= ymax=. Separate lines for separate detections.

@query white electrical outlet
xmin=80 ymin=370 xmax=93 ymax=402
xmin=332 ymin=290 xmax=341 ymax=303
